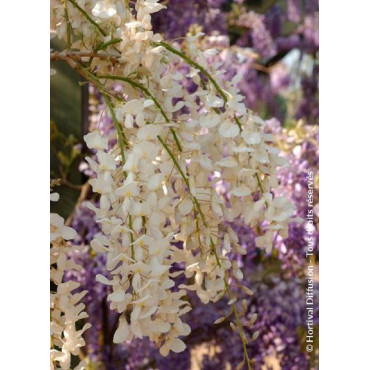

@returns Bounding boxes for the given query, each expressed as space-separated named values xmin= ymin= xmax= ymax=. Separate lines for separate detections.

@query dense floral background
xmin=51 ymin=1 xmax=319 ymax=369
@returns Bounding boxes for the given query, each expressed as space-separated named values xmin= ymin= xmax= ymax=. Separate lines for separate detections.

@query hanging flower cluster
xmin=51 ymin=1 xmax=298 ymax=368
xmin=50 ymin=192 xmax=92 ymax=369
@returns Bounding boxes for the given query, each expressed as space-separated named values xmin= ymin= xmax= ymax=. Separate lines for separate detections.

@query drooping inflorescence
xmin=50 ymin=1 xmax=297 ymax=368
xmin=50 ymin=192 xmax=91 ymax=369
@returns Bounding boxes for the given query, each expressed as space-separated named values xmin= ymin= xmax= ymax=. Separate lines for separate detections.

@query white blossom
xmin=51 ymin=0 xmax=297 ymax=362
xmin=50 ymin=193 xmax=90 ymax=369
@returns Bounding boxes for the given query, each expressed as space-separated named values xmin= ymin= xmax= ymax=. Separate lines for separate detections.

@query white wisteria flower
xmin=50 ymin=192 xmax=90 ymax=370
xmin=92 ymin=0 xmax=117 ymax=19
xmin=50 ymin=0 xmax=298 ymax=365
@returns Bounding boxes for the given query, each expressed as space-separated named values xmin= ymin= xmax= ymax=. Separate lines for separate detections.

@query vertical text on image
xmin=305 ymin=170 xmax=316 ymax=353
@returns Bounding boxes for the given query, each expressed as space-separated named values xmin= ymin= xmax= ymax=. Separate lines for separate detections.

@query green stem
xmin=94 ymin=38 xmax=122 ymax=52
xmin=223 ymin=276 xmax=253 ymax=370
xmin=155 ymin=41 xmax=229 ymax=103
xmin=255 ymin=173 xmax=265 ymax=194
xmin=64 ymin=1 xmax=72 ymax=48
xmin=98 ymin=76 xmax=183 ymax=154
xmin=234 ymin=115 xmax=243 ymax=131
xmin=103 ymin=97 xmax=137 ymax=262
xmin=64 ymin=0 xmax=122 ymax=60
xmin=208 ymin=237 xmax=252 ymax=369
xmin=67 ymin=0 xmax=107 ymax=36
xmin=170 ymin=128 xmax=182 ymax=152
xmin=157 ymin=41 xmax=245 ymax=131
xmin=103 ymin=94 xmax=129 ymax=157
xmin=157 ymin=135 xmax=189 ymax=187
xmin=75 ymin=67 xmax=124 ymax=102
xmin=104 ymin=99 xmax=136 ymax=262
xmin=157 ymin=135 xmax=206 ymax=225
xmin=128 ymin=215 xmax=135 ymax=259
xmin=97 ymin=75 xmax=170 ymax=123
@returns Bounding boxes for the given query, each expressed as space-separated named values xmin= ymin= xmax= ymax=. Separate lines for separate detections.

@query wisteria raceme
xmin=50 ymin=193 xmax=91 ymax=369
xmin=47 ymin=0 xmax=316 ymax=369
xmin=63 ymin=114 xmax=318 ymax=368
xmin=50 ymin=0 xmax=299 ymax=367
